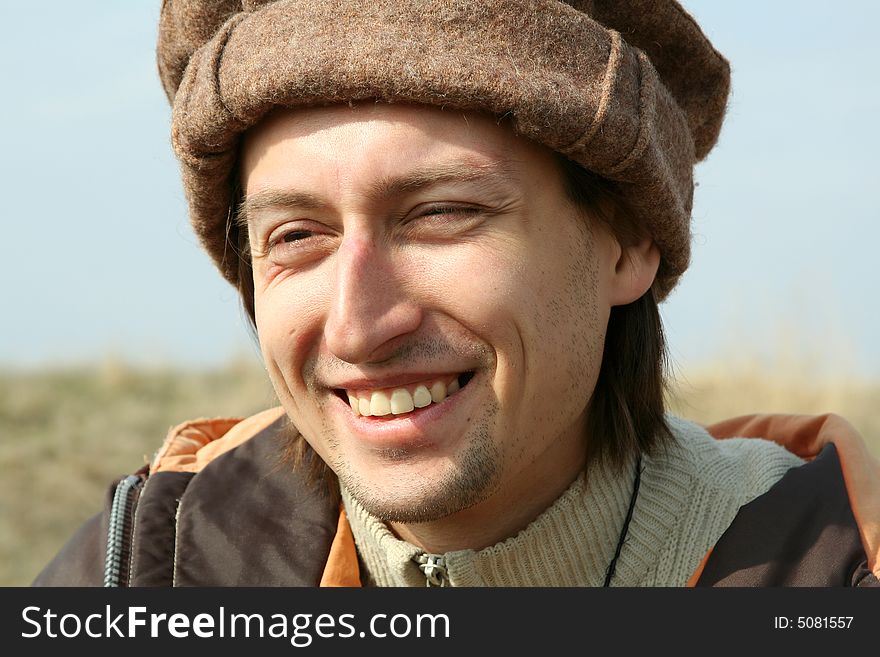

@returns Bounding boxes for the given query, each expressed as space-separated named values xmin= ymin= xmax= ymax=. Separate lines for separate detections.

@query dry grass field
xmin=2 ymin=359 xmax=877 ymax=586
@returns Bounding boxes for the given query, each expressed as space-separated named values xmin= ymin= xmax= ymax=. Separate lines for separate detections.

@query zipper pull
xmin=416 ymin=553 xmax=449 ymax=587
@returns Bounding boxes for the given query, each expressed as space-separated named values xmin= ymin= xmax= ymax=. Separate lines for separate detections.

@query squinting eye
xmin=423 ymin=205 xmax=470 ymax=216
xmin=401 ymin=204 xmax=485 ymax=238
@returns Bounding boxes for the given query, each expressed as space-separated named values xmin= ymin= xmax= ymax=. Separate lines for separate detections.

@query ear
xmin=607 ymin=237 xmax=661 ymax=306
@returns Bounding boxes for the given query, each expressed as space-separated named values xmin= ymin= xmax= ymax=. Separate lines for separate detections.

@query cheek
xmin=253 ymin=269 xmax=329 ymax=393
xmin=511 ymin=220 xmax=609 ymax=405
xmin=552 ymin=230 xmax=608 ymax=391
xmin=418 ymin=225 xmax=608 ymax=392
xmin=413 ymin=238 xmax=527 ymax=348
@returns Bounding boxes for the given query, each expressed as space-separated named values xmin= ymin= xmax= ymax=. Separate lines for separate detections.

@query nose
xmin=323 ymin=234 xmax=422 ymax=364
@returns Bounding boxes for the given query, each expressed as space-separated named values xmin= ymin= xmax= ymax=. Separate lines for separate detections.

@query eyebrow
xmin=236 ymin=160 xmax=517 ymax=229
xmin=367 ymin=160 xmax=516 ymax=199
xmin=235 ymin=189 xmax=325 ymax=229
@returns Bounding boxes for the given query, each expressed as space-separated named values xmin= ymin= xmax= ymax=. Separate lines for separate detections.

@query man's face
xmin=241 ymin=104 xmax=621 ymax=524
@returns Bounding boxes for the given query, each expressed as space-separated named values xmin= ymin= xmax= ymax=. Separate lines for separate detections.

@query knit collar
xmin=341 ymin=418 xmax=805 ymax=586
xmin=342 ymin=451 xmax=640 ymax=587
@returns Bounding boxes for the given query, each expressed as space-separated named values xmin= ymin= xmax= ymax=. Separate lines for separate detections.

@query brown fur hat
xmin=158 ymin=0 xmax=729 ymax=299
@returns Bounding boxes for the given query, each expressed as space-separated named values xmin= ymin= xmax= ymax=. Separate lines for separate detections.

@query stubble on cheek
xmin=561 ymin=220 xmax=605 ymax=392
xmin=523 ymin=216 xmax=605 ymax=441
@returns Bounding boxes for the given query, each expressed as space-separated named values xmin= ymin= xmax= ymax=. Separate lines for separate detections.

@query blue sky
xmin=2 ymin=1 xmax=878 ymax=376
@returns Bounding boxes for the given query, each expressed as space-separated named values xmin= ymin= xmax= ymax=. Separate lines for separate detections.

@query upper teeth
xmin=346 ymin=376 xmax=463 ymax=417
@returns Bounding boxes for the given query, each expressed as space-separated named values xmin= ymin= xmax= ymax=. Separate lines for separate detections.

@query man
xmin=35 ymin=0 xmax=879 ymax=587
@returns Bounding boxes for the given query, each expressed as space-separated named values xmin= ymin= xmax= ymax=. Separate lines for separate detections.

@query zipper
xmin=103 ymin=474 xmax=144 ymax=587
xmin=416 ymin=553 xmax=449 ymax=587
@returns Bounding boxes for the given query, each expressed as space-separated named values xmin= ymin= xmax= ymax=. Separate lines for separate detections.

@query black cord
xmin=603 ymin=455 xmax=642 ymax=587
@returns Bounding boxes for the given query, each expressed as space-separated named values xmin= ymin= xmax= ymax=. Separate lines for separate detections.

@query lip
xmin=326 ymin=371 xmax=467 ymax=393
xmin=329 ymin=371 xmax=478 ymax=450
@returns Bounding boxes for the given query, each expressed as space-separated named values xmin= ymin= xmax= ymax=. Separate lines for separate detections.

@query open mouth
xmin=334 ymin=371 xmax=475 ymax=418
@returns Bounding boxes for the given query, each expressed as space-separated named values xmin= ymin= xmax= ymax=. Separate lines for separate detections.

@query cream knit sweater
xmin=342 ymin=416 xmax=804 ymax=587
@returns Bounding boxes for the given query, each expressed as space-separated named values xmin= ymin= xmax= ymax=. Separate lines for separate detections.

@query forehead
xmin=239 ymin=103 xmax=556 ymax=193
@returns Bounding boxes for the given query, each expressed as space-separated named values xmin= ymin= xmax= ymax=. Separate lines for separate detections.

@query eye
xmin=280 ymin=229 xmax=313 ymax=243
xmin=262 ymin=222 xmax=331 ymax=266
xmin=420 ymin=204 xmax=478 ymax=217
xmin=423 ymin=205 xmax=456 ymax=215
xmin=399 ymin=203 xmax=486 ymax=241
xmin=266 ymin=226 xmax=320 ymax=250
xmin=405 ymin=204 xmax=484 ymax=226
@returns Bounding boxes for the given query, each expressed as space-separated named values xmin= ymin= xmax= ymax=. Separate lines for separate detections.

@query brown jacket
xmin=33 ymin=408 xmax=880 ymax=587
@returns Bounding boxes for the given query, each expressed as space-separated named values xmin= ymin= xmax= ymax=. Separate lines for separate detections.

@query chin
xmin=337 ymin=438 xmax=501 ymax=523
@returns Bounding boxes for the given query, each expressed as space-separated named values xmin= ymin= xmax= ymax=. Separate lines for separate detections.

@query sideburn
xmin=558 ymin=155 xmax=673 ymax=472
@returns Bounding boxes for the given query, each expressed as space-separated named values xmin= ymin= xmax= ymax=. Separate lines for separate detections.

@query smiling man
xmin=35 ymin=0 xmax=879 ymax=587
